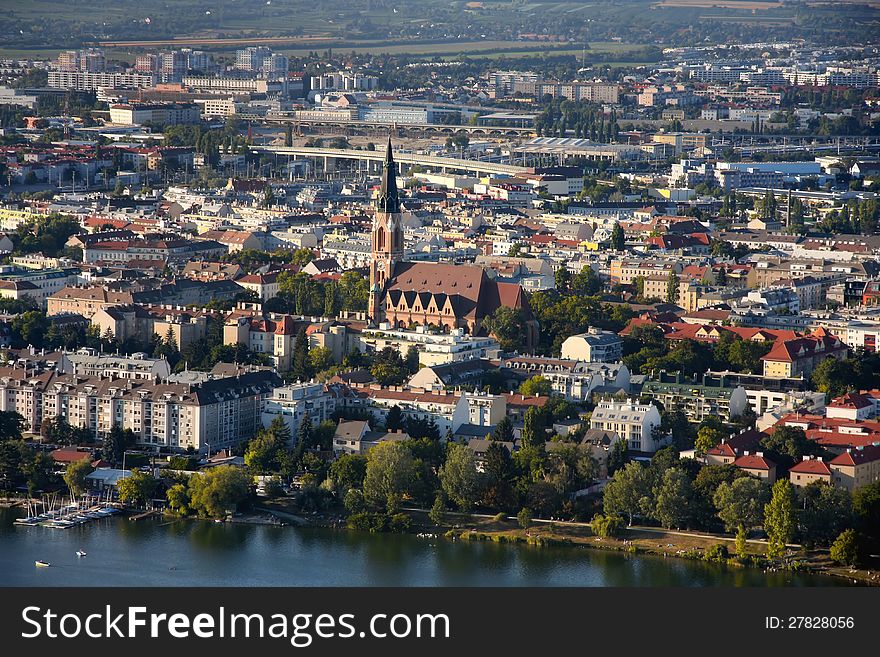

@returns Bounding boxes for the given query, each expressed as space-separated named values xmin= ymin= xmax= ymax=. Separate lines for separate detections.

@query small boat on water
xmin=76 ymin=550 xmax=87 ymax=557
xmin=34 ymin=560 xmax=50 ymax=567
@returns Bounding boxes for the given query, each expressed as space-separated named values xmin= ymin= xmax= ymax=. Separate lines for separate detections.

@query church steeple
xmin=376 ymin=135 xmax=400 ymax=214
xmin=369 ymin=136 xmax=404 ymax=324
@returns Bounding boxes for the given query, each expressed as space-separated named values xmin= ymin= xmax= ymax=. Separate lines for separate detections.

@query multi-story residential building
xmin=590 ymin=399 xmax=665 ymax=453
xmin=47 ymin=71 xmax=156 ymax=91
xmin=64 ymin=349 xmax=171 ymax=381
xmin=639 ymin=371 xmax=750 ymax=422
xmin=47 ymin=286 xmax=135 ymax=319
xmin=91 ymin=304 xmax=209 ymax=351
xmin=238 ymin=272 xmax=280 ymax=301
xmin=359 ymin=324 xmax=500 ymax=367
xmin=109 ymin=102 xmax=200 ymax=126
xmin=0 ymin=267 xmax=80 ymax=308
xmin=560 ymin=328 xmax=623 ymax=363
xmin=789 ymin=447 xmax=880 ymax=492
xmin=347 ymin=385 xmax=506 ymax=437
xmin=500 ymin=357 xmax=630 ymax=402
xmin=489 ymin=70 xmax=540 ymax=96
xmin=0 ymin=367 xmax=279 ymax=453
xmin=761 ymin=329 xmax=848 ymax=378
xmin=235 ymin=47 xmax=272 ymax=72
xmin=260 ymin=383 xmax=337 ymax=440
xmin=224 ymin=314 xmax=298 ymax=373
xmin=609 ymin=258 xmax=681 ymax=285
xmin=533 ymin=81 xmax=620 ymax=104
xmin=651 ymin=133 xmax=707 ymax=155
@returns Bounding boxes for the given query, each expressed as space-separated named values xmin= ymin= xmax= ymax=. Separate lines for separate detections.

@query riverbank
xmin=441 ymin=514 xmax=878 ymax=586
xmin=253 ymin=499 xmax=876 ymax=586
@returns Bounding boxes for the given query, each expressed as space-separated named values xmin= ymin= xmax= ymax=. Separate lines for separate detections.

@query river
xmin=0 ymin=508 xmax=850 ymax=587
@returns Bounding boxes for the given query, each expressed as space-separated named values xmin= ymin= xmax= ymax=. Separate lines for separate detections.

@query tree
xmin=695 ymin=426 xmax=724 ymax=455
xmin=829 ymin=529 xmax=862 ymax=567
xmin=439 ymin=443 xmax=480 ymax=511
xmin=518 ymin=375 xmax=552 ymax=397
xmin=554 ymin=267 xmax=572 ymax=294
xmin=491 ymin=416 xmax=514 ymax=443
xmin=852 ymin=481 xmax=880 ymax=544
xmin=291 ymin=329 xmax=312 ymax=382
xmin=713 ymin=477 xmax=770 ymax=533
xmin=591 ymin=513 xmax=624 ymax=538
xmin=764 ymin=479 xmax=796 ymax=558
xmin=116 ymin=470 xmax=159 ymax=508
xmin=544 ymin=442 xmax=596 ymax=496
xmin=405 ymin=345 xmax=420 ymax=373
xmin=520 ymin=406 xmax=546 ymax=450
xmin=760 ymin=425 xmax=817 ymax=462
xmin=429 ymin=493 xmax=447 ymax=525
xmin=63 ymin=460 xmax=93 ymax=495
xmin=607 ymin=438 xmax=628 ymax=476
xmin=370 ymin=347 xmax=408 ymax=386
xmin=166 ymin=483 xmax=190 ymax=516
xmin=798 ymin=481 xmax=854 ymax=547
xmin=603 ymin=462 xmax=652 ymax=525
xmin=665 ymin=269 xmax=680 ymax=305
xmin=735 ymin=525 xmax=748 ymax=559
xmin=0 ymin=411 xmax=25 ymax=442
xmin=362 ymin=441 xmax=417 ymax=513
xmin=102 ymin=426 xmax=135 ymax=466
xmin=610 ymin=223 xmax=625 ymax=251
xmin=482 ymin=306 xmax=526 ymax=353
xmin=654 ymin=467 xmax=696 ymax=529
xmin=811 ymin=357 xmax=857 ymax=399
xmin=385 ymin=405 xmax=404 ymax=432
xmin=329 ymin=453 xmax=367 ymax=492
xmin=572 ymin=265 xmax=601 ymax=296
xmin=481 ymin=441 xmax=515 ymax=510
xmin=244 ymin=427 xmax=287 ymax=474
xmin=308 ymin=346 xmax=335 ymax=374
xmin=517 ymin=507 xmax=533 ymax=529
xmin=188 ymin=466 xmax=253 ymax=518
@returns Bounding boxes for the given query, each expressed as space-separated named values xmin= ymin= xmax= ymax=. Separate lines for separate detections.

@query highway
xmin=252 ymin=145 xmax=534 ymax=177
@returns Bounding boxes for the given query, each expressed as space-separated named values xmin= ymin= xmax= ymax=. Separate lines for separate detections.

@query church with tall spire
xmin=368 ymin=136 xmax=404 ymax=321
xmin=367 ymin=138 xmax=538 ymax=349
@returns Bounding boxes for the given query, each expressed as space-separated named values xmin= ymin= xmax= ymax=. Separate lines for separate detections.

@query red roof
xmin=789 ymin=458 xmax=832 ymax=476
xmin=828 ymin=392 xmax=873 ymax=410
xmin=830 ymin=444 xmax=880 ymax=467
xmin=734 ymin=453 xmax=775 ymax=470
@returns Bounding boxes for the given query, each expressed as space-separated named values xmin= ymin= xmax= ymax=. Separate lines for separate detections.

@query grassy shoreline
xmin=257 ymin=500 xmax=878 ymax=586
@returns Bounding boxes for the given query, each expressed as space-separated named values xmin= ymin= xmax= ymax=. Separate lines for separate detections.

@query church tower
xmin=369 ymin=136 xmax=404 ymax=322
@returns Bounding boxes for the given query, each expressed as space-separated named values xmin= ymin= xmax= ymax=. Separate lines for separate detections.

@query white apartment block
xmin=260 ymin=383 xmax=338 ymax=441
xmin=590 ymin=399 xmax=665 ymax=453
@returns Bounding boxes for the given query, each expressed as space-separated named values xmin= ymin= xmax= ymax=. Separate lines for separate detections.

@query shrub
xmin=830 ymin=529 xmax=862 ymax=567
xmin=704 ymin=543 xmax=730 ymax=563
xmin=388 ymin=513 xmax=411 ymax=533
xmin=493 ymin=512 xmax=506 ymax=522
xmin=517 ymin=507 xmax=533 ymax=529
xmin=591 ymin=513 xmax=624 ymax=538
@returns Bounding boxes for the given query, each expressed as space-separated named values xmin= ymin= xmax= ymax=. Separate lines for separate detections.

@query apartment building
xmin=47 ymin=71 xmax=156 ymax=91
xmin=358 ymin=324 xmax=500 ymax=367
xmin=224 ymin=314 xmax=298 ymax=373
xmin=789 ymin=446 xmax=880 ymax=492
xmin=0 ymin=367 xmax=279 ymax=452
xmin=609 ymin=258 xmax=681 ymax=285
xmin=560 ymin=328 xmax=623 ymax=363
xmin=260 ymin=383 xmax=338 ymax=440
xmin=109 ymin=102 xmax=200 ymax=126
xmin=348 ymin=385 xmax=506 ymax=436
xmin=589 ymin=399 xmax=665 ymax=453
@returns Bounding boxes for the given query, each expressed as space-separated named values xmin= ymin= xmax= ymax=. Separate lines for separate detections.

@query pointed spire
xmin=377 ymin=135 xmax=400 ymax=214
